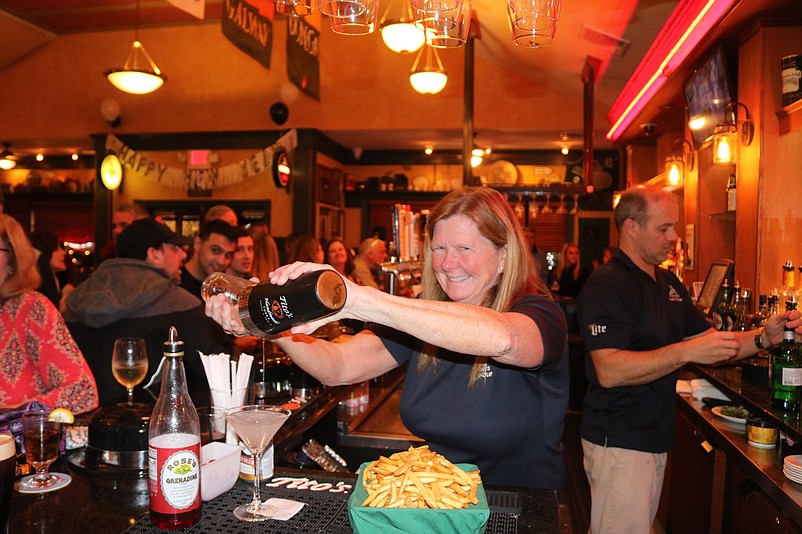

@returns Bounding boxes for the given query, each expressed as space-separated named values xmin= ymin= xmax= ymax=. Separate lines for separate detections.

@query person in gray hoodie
xmin=63 ymin=218 xmax=233 ymax=405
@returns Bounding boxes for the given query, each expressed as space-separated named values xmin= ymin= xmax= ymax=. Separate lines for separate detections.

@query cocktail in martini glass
xmin=225 ymin=405 xmax=291 ymax=521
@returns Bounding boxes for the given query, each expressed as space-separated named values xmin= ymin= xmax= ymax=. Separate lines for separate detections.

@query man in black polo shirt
xmin=576 ymin=185 xmax=797 ymax=533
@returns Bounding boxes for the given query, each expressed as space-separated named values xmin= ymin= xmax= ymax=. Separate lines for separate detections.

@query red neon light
xmin=606 ymin=0 xmax=737 ymax=141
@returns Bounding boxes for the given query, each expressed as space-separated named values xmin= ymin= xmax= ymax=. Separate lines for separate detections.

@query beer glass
xmin=0 ymin=433 xmax=15 ymax=534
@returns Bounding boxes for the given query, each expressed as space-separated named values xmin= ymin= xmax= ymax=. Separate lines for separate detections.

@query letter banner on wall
xmin=286 ymin=15 xmax=320 ymax=101
xmin=222 ymin=0 xmax=275 ymax=69
xmin=167 ymin=0 xmax=205 ymax=19
xmin=105 ymin=130 xmax=298 ymax=191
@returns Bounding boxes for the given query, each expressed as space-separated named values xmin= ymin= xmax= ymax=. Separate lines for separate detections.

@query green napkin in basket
xmin=348 ymin=461 xmax=489 ymax=534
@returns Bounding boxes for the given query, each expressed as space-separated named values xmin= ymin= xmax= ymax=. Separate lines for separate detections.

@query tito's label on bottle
xmin=148 ymin=433 xmax=201 ymax=514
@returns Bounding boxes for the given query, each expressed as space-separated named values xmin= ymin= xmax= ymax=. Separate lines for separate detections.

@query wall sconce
xmin=664 ymin=138 xmax=695 ymax=187
xmin=100 ymin=154 xmax=123 ymax=190
xmin=612 ymin=191 xmax=622 ymax=209
xmin=713 ymin=101 xmax=754 ymax=165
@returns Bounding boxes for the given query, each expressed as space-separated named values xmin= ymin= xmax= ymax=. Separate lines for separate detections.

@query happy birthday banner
xmin=105 ymin=129 xmax=298 ymax=190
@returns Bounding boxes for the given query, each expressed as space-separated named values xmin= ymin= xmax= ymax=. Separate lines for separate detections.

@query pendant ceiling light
xmin=105 ymin=0 xmax=166 ymax=95
xmin=380 ymin=0 xmax=426 ymax=53
xmin=0 ymin=142 xmax=17 ymax=170
xmin=409 ymin=45 xmax=447 ymax=94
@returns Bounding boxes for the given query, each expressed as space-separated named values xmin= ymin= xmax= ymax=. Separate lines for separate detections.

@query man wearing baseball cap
xmin=64 ymin=217 xmax=233 ymax=405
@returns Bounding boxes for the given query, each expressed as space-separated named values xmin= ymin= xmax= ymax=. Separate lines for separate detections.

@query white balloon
xmin=100 ymin=98 xmax=121 ymax=122
xmin=279 ymin=82 xmax=299 ymax=104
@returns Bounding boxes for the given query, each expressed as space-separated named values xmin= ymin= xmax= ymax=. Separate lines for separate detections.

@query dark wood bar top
xmin=8 ymin=376 xmax=570 ymax=533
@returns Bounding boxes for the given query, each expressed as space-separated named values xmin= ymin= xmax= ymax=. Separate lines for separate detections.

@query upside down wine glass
xmin=225 ymin=405 xmax=291 ymax=521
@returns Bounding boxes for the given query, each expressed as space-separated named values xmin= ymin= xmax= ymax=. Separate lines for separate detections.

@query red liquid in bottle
xmin=149 ymin=507 xmax=203 ymax=530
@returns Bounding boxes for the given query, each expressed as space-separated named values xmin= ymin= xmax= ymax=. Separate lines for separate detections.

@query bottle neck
xmin=160 ymin=354 xmax=188 ymax=395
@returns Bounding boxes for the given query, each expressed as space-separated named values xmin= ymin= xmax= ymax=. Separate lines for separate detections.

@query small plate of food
xmin=711 ymin=405 xmax=751 ymax=424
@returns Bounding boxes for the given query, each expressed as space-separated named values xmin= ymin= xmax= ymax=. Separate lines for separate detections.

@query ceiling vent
xmin=580 ymin=24 xmax=631 ymax=57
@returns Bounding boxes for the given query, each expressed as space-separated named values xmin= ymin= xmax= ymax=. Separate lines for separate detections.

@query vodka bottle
xmin=149 ymin=327 xmax=201 ymax=529
xmin=202 ymin=270 xmax=347 ymax=336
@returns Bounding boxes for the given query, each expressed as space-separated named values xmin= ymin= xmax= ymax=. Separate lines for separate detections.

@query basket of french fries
xmin=348 ymin=445 xmax=489 ymax=534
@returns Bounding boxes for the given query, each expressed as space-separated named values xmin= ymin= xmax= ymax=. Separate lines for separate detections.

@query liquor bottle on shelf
xmin=753 ymin=294 xmax=770 ymax=328
xmin=149 ymin=327 xmax=201 ymax=529
xmin=772 ymin=298 xmax=802 ymax=411
xmin=712 ymin=279 xmax=732 ymax=331
xmin=727 ymin=280 xmax=742 ymax=332
xmin=733 ymin=287 xmax=751 ymax=331
xmin=201 ymin=270 xmax=347 ymax=336
xmin=726 ymin=174 xmax=737 ymax=211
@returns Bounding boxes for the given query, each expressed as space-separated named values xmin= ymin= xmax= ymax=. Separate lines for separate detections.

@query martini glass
xmin=225 ymin=405 xmax=291 ymax=521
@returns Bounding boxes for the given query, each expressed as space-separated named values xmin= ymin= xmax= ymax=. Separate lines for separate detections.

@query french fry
xmin=360 ymin=445 xmax=482 ymax=509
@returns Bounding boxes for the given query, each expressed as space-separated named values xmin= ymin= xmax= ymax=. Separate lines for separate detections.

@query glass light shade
xmin=0 ymin=158 xmax=15 ymax=170
xmin=612 ymin=191 xmax=622 ymax=209
xmin=381 ymin=21 xmax=426 ymax=53
xmin=105 ymin=41 xmax=166 ymax=95
xmin=409 ymin=70 xmax=448 ymax=94
xmin=409 ymin=44 xmax=447 ymax=94
xmin=712 ymin=124 xmax=737 ymax=164
xmin=665 ymin=155 xmax=683 ymax=186
xmin=100 ymin=154 xmax=123 ymax=190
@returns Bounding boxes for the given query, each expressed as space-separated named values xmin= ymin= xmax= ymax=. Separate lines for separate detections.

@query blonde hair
xmin=554 ymin=242 xmax=581 ymax=281
xmin=249 ymin=223 xmax=280 ymax=281
xmin=0 ymin=214 xmax=41 ymax=301
xmin=418 ymin=187 xmax=549 ymax=385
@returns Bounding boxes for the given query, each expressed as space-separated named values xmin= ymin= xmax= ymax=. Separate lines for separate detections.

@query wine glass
xmin=541 ymin=194 xmax=553 ymax=214
xmin=569 ymin=193 xmax=580 ymax=215
xmin=111 ymin=337 xmax=148 ymax=405
xmin=555 ymin=194 xmax=567 ymax=214
xmin=225 ymin=405 xmax=291 ymax=521
xmin=20 ymin=411 xmax=64 ymax=490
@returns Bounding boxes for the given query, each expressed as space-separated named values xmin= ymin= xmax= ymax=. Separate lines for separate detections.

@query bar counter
xmin=8 ymin=378 xmax=569 ymax=533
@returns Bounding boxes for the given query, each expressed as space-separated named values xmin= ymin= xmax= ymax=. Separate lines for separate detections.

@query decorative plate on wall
xmin=488 ymin=160 xmax=519 ymax=185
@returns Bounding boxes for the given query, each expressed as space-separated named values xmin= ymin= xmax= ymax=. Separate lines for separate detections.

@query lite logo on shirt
xmin=587 ymin=323 xmax=607 ymax=336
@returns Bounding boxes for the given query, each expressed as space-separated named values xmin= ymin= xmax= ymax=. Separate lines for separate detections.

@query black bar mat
xmin=125 ymin=479 xmax=524 ymax=533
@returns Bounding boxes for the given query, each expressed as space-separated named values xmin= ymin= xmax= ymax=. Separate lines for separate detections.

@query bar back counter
xmin=669 ymin=359 xmax=802 ymax=533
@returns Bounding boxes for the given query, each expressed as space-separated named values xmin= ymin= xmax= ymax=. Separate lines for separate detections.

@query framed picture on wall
xmin=317 ymin=203 xmax=344 ymax=243
xmin=316 ymin=165 xmax=343 ymax=206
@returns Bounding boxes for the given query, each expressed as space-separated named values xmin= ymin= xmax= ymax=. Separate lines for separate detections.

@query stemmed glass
xmin=111 ymin=337 xmax=148 ymax=405
xmin=225 ymin=405 xmax=291 ymax=521
xmin=541 ymin=194 xmax=553 ymax=214
xmin=569 ymin=193 xmax=580 ymax=215
xmin=20 ymin=411 xmax=65 ymax=490
xmin=555 ymin=194 xmax=567 ymax=214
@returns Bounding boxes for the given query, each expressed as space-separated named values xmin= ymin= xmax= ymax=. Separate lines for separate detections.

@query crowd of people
xmin=4 ymin=187 xmax=802 ymax=532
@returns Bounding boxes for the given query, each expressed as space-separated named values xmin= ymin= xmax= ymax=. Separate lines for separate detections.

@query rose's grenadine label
xmin=149 ymin=433 xmax=200 ymax=514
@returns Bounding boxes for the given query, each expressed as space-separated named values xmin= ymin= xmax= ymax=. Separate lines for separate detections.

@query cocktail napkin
xmin=254 ymin=498 xmax=306 ymax=520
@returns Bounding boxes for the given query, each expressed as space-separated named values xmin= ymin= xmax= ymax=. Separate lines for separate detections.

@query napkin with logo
xmin=252 ymin=498 xmax=306 ymax=520
xmin=349 ymin=462 xmax=489 ymax=534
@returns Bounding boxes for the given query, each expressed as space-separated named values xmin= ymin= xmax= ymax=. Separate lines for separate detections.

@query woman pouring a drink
xmin=206 ymin=187 xmax=569 ymax=493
